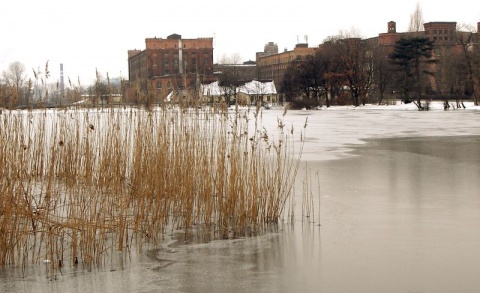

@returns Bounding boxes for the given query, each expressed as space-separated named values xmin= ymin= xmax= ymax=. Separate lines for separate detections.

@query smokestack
xmin=60 ymin=63 xmax=65 ymax=99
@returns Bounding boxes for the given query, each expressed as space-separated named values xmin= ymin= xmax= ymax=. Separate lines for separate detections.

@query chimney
xmin=60 ymin=63 xmax=65 ymax=99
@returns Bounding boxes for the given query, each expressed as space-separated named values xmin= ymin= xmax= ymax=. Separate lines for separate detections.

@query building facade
xmin=126 ymin=34 xmax=215 ymax=103
xmin=376 ymin=21 xmax=479 ymax=96
xmin=256 ymin=43 xmax=318 ymax=94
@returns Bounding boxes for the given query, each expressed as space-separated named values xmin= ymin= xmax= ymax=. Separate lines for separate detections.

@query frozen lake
xmin=1 ymin=106 xmax=480 ymax=292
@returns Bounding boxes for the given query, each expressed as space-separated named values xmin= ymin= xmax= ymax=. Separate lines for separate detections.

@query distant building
xmin=424 ymin=22 xmax=458 ymax=45
xmin=125 ymin=34 xmax=216 ymax=103
xmin=213 ymin=60 xmax=257 ymax=82
xmin=264 ymin=42 xmax=279 ymax=55
xmin=256 ymin=42 xmax=318 ymax=95
xmin=254 ymin=20 xmax=480 ymax=100
xmin=369 ymin=21 xmax=480 ymax=96
xmin=237 ymin=80 xmax=278 ymax=105
xmin=370 ymin=20 xmax=480 ymax=50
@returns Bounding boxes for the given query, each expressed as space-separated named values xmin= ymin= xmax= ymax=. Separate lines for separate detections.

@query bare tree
xmin=456 ymin=23 xmax=480 ymax=106
xmin=325 ymin=29 xmax=374 ymax=106
xmin=217 ymin=53 xmax=244 ymax=105
xmin=317 ymin=43 xmax=344 ymax=107
xmin=434 ymin=47 xmax=466 ymax=109
xmin=2 ymin=61 xmax=27 ymax=107
xmin=281 ymin=62 xmax=304 ymax=106
xmin=372 ymin=46 xmax=396 ymax=104
xmin=408 ymin=2 xmax=424 ymax=33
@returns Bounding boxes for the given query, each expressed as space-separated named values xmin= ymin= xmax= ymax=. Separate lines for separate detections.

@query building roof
xmin=238 ymin=80 xmax=277 ymax=95
xmin=201 ymin=81 xmax=223 ymax=96
xmin=201 ymin=80 xmax=277 ymax=96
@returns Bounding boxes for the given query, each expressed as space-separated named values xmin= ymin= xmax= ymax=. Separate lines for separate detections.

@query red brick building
xmin=126 ymin=34 xmax=215 ymax=103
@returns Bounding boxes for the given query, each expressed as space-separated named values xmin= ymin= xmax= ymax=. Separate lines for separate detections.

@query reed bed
xmin=0 ymin=104 xmax=305 ymax=277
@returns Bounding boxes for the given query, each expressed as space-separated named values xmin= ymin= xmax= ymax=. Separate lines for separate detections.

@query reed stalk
xmin=0 ymin=104 xmax=308 ymax=276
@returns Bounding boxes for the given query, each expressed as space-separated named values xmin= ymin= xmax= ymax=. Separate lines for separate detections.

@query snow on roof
xmin=200 ymin=81 xmax=223 ymax=96
xmin=201 ymin=80 xmax=277 ymax=96
xmin=238 ymin=80 xmax=276 ymax=95
xmin=166 ymin=91 xmax=173 ymax=102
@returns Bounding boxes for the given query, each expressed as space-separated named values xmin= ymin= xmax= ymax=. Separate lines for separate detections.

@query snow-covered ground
xmin=251 ymin=100 xmax=480 ymax=162
xmin=318 ymin=100 xmax=480 ymax=111
xmin=262 ymin=100 xmax=480 ymax=111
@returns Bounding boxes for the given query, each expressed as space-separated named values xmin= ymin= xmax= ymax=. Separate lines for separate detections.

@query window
xmin=165 ymin=69 xmax=170 ymax=75
xmin=204 ymin=58 xmax=208 ymax=65
xmin=433 ymin=30 xmax=437 ymax=35
xmin=167 ymin=81 xmax=171 ymax=89
xmin=192 ymin=58 xmax=196 ymax=65
xmin=156 ymin=82 xmax=162 ymax=89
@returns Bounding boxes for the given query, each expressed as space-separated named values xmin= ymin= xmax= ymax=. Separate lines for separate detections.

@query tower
xmin=388 ymin=21 xmax=396 ymax=33
xmin=60 ymin=63 xmax=65 ymax=99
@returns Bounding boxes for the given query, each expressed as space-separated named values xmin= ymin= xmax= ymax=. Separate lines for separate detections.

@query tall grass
xmin=0 ymin=104 xmax=306 ymax=277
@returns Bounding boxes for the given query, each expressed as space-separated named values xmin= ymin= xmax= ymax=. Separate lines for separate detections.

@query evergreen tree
xmin=389 ymin=37 xmax=436 ymax=109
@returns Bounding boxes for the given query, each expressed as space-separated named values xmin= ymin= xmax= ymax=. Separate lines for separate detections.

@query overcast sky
xmin=1 ymin=0 xmax=479 ymax=86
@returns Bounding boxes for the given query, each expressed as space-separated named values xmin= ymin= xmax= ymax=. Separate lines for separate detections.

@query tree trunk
xmin=324 ymin=91 xmax=331 ymax=108
xmin=473 ymin=77 xmax=480 ymax=106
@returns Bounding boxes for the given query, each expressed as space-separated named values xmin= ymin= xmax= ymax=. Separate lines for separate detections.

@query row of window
xmin=433 ymin=36 xmax=454 ymax=41
xmin=156 ymin=81 xmax=170 ymax=90
xmin=161 ymin=58 xmax=209 ymax=66
xmin=259 ymin=55 xmax=306 ymax=66
xmin=428 ymin=29 xmax=454 ymax=36
xmin=154 ymin=52 xmax=210 ymax=57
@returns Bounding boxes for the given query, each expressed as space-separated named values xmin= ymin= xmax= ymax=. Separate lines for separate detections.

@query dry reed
xmin=0 ymin=104 xmax=306 ymax=278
